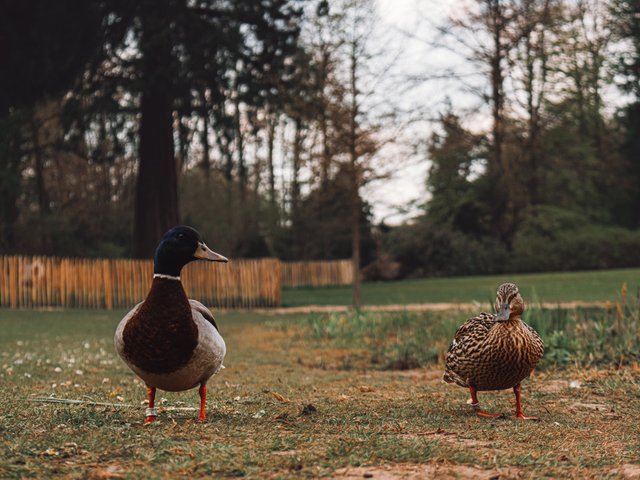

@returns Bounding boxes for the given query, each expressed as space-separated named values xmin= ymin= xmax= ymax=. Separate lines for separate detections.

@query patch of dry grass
xmin=0 ymin=309 xmax=639 ymax=479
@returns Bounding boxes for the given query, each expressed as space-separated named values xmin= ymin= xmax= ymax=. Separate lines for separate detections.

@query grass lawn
xmin=282 ymin=268 xmax=640 ymax=307
xmin=1 ymin=308 xmax=639 ymax=478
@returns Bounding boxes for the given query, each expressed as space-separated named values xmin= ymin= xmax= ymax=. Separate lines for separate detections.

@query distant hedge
xmin=386 ymin=211 xmax=640 ymax=277
xmin=511 ymin=225 xmax=640 ymax=273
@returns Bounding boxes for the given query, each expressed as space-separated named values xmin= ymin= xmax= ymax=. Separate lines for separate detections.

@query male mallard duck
xmin=114 ymin=226 xmax=228 ymax=423
xmin=443 ymin=283 xmax=544 ymax=420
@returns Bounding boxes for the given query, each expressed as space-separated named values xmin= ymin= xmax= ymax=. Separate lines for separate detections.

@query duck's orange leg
xmin=196 ymin=383 xmax=207 ymax=423
xmin=512 ymin=384 xmax=539 ymax=420
xmin=469 ymin=386 xmax=504 ymax=418
xmin=145 ymin=386 xmax=157 ymax=424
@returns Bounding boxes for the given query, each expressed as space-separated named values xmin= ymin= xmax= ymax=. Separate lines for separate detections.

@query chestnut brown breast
xmin=122 ymin=278 xmax=198 ymax=374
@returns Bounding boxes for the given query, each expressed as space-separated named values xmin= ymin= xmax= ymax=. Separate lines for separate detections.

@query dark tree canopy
xmin=1 ymin=0 xmax=305 ymax=258
xmin=0 ymin=0 xmax=104 ymax=114
xmin=92 ymin=0 xmax=304 ymax=257
xmin=3 ymin=0 xmax=640 ymax=282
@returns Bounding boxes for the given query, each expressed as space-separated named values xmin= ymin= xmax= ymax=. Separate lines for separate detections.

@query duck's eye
xmin=177 ymin=233 xmax=185 ymax=240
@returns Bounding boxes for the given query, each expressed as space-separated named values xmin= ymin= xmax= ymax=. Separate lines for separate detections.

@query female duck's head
xmin=494 ymin=283 xmax=524 ymax=321
xmin=154 ymin=226 xmax=228 ymax=277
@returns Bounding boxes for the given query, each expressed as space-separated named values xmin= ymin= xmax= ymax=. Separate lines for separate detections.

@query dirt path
xmin=251 ymin=300 xmax=607 ymax=315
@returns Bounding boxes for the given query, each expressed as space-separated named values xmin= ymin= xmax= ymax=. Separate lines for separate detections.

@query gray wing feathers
xmin=189 ymin=299 xmax=219 ymax=332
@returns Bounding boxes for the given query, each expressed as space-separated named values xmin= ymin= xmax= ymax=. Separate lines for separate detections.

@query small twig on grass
xmin=28 ymin=397 xmax=196 ymax=411
xmin=29 ymin=397 xmax=136 ymax=408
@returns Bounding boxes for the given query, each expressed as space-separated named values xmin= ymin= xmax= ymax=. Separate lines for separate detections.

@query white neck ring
xmin=153 ymin=273 xmax=181 ymax=281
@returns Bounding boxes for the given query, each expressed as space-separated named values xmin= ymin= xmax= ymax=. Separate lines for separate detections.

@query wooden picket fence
xmin=0 ymin=255 xmax=282 ymax=309
xmin=282 ymin=259 xmax=353 ymax=288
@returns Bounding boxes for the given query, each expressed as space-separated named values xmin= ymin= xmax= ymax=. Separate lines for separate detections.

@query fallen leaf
xmin=271 ymin=391 xmax=291 ymax=403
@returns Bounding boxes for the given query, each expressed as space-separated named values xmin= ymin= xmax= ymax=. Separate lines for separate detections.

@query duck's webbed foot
xmin=469 ymin=386 xmax=505 ymax=419
xmin=474 ymin=407 xmax=506 ymax=418
xmin=512 ymin=412 xmax=539 ymax=420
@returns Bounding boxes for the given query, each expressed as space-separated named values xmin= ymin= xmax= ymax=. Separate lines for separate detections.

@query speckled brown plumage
xmin=443 ymin=283 xmax=544 ymax=419
xmin=122 ymin=278 xmax=198 ymax=375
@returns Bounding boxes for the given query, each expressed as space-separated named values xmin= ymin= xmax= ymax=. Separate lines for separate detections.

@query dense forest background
xmin=1 ymin=0 xmax=639 ymax=279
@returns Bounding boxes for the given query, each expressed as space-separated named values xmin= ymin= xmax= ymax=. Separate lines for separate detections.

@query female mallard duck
xmin=114 ymin=226 xmax=228 ymax=423
xmin=443 ymin=283 xmax=544 ymax=420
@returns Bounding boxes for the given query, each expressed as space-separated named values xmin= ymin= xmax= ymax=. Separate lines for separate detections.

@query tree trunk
xmin=486 ymin=0 xmax=513 ymax=246
xmin=133 ymin=8 xmax=179 ymax=258
xmin=252 ymin=143 xmax=261 ymax=195
xmin=319 ymin=49 xmax=331 ymax=189
xmin=291 ymin=118 xmax=302 ymax=212
xmin=267 ymin=113 xmax=277 ymax=207
xmin=30 ymin=115 xmax=50 ymax=215
xmin=200 ymin=89 xmax=210 ymax=179
xmin=523 ymin=0 xmax=541 ymax=207
xmin=320 ymin=114 xmax=330 ymax=188
xmin=320 ymin=105 xmax=331 ymax=259
xmin=235 ymin=97 xmax=247 ymax=199
xmin=489 ymin=0 xmax=505 ymax=178
xmin=349 ymin=39 xmax=362 ymax=308
xmin=351 ymin=170 xmax=362 ymax=308
xmin=291 ymin=117 xmax=302 ymax=259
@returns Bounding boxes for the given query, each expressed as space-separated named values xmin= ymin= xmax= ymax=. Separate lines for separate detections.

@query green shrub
xmin=386 ymin=220 xmax=507 ymax=277
xmin=511 ymin=208 xmax=640 ymax=272
xmin=298 ymin=291 xmax=640 ymax=370
xmin=387 ymin=207 xmax=640 ymax=277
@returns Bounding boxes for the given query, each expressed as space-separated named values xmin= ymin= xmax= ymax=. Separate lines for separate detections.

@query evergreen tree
xmin=611 ymin=0 xmax=640 ymax=226
xmin=98 ymin=0 xmax=304 ymax=257
xmin=426 ymin=111 xmax=486 ymax=235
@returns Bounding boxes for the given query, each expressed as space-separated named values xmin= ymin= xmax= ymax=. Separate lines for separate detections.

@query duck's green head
xmin=494 ymin=283 xmax=524 ymax=321
xmin=154 ymin=225 xmax=228 ymax=277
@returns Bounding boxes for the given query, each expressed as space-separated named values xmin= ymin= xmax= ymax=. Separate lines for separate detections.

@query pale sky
xmin=363 ymin=0 xmax=459 ymax=225
xmin=368 ymin=0 xmax=627 ymax=225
